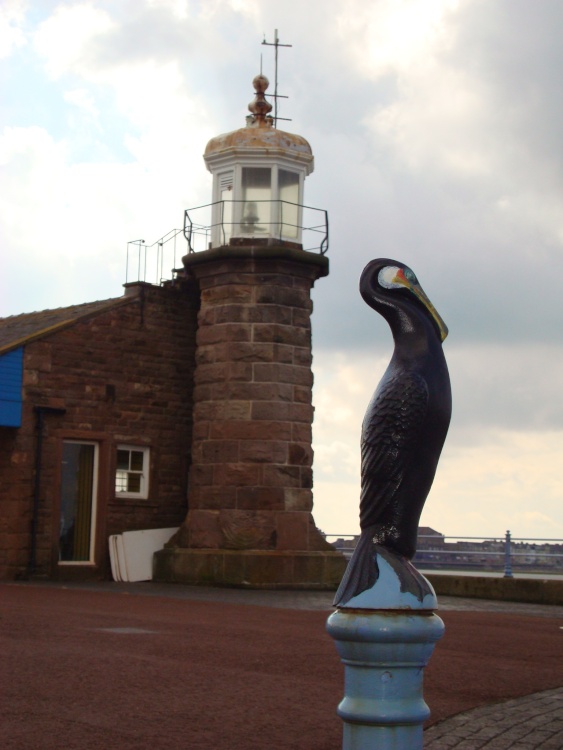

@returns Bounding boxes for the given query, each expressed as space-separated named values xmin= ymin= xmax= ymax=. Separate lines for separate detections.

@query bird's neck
xmin=390 ymin=309 xmax=440 ymax=361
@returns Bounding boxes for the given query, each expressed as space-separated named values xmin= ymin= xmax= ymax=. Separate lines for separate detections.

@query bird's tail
xmin=333 ymin=531 xmax=379 ymax=607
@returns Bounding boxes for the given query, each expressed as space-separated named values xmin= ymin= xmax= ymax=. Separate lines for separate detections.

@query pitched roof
xmin=0 ymin=296 xmax=135 ymax=355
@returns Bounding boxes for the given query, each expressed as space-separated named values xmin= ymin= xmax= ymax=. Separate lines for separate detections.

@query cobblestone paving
xmin=424 ymin=687 xmax=563 ymax=749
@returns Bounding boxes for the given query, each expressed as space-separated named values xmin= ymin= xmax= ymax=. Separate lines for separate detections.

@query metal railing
xmin=324 ymin=530 xmax=563 ymax=578
xmin=126 ymin=228 xmax=190 ymax=285
xmin=183 ymin=200 xmax=329 ymax=255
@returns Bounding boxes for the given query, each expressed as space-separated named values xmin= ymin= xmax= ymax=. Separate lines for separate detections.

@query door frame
xmin=51 ymin=432 xmax=110 ymax=579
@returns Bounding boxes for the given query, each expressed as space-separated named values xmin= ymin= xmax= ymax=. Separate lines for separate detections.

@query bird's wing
xmin=359 ymin=369 xmax=428 ymax=530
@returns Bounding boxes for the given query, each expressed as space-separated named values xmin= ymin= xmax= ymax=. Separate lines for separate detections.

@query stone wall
xmin=178 ymin=249 xmax=331 ymax=555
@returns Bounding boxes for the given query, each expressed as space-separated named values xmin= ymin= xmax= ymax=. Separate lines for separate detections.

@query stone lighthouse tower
xmin=155 ymin=76 xmax=345 ymax=588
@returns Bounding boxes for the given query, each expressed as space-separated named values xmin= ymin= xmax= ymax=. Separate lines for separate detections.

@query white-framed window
xmin=115 ymin=445 xmax=150 ymax=499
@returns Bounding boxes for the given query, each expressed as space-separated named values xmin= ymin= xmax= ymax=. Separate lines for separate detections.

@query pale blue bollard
xmin=327 ymin=552 xmax=445 ymax=749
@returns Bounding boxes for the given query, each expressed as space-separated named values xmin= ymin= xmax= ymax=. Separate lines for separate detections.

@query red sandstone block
xmin=293 ymin=385 xmax=312 ymax=404
xmin=214 ymin=304 xmax=250 ymax=324
xmin=213 ymin=463 xmax=262 ymax=487
xmin=253 ymin=272 xmax=294 ymax=287
xmin=252 ymin=324 xmax=309 ymax=348
xmin=284 ymin=488 xmax=313 ymax=512
xmin=195 ymin=362 xmax=252 ymax=384
xmin=196 ymin=307 xmax=216 ymax=326
xmin=300 ymin=467 xmax=313 ymax=489
xmin=193 ymin=384 xmax=213 ymax=401
xmin=238 ymin=440 xmax=288 ymax=464
xmin=195 ymin=400 xmax=251 ymax=421
xmin=193 ymin=363 xmax=228 ymax=384
xmin=249 ymin=401 xmax=309 ymax=423
xmin=185 ymin=509 xmax=223 ymax=548
xmin=293 ymin=347 xmax=313 ymax=366
xmin=255 ymin=286 xmax=311 ymax=309
xmin=292 ymin=423 xmax=312 ymax=443
xmin=197 ymin=323 xmax=251 ymax=345
xmin=202 ymin=285 xmax=253 ymax=304
xmin=242 ymin=552 xmax=295 ymax=584
xmin=226 ymin=342 xmax=275 ymax=363
xmin=201 ymin=440 xmax=240 ymax=464
xmin=276 ymin=512 xmax=310 ymax=551
xmin=195 ymin=486 xmax=237 ymax=510
xmin=262 ymin=464 xmax=301 ymax=488
xmin=248 ymin=305 xmax=293 ymax=325
xmin=271 ymin=344 xmax=294 ymax=365
xmin=236 ymin=486 xmax=285 ymax=511
xmin=251 ymin=401 xmax=290 ymax=421
xmin=218 ymin=508 xmax=277 ymax=550
xmin=289 ymin=403 xmax=314 ymax=423
xmin=211 ymin=382 xmax=293 ymax=402
xmin=209 ymin=420 xmax=293 ymax=441
xmin=291 ymin=308 xmax=311 ymax=328
xmin=253 ymin=363 xmax=313 ymax=386
xmin=197 ymin=343 xmax=230 ymax=365
xmin=288 ymin=443 xmax=312 ymax=466
xmin=291 ymin=276 xmax=315 ymax=291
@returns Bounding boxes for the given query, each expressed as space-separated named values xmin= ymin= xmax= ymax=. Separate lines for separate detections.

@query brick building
xmin=0 ymin=281 xmax=198 ymax=580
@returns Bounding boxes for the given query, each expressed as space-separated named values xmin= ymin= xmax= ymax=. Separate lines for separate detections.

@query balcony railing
xmin=125 ymin=229 xmax=189 ymax=286
xmin=183 ymin=200 xmax=329 ymax=255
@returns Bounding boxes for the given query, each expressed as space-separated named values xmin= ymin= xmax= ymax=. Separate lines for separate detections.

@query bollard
xmin=327 ymin=550 xmax=444 ymax=750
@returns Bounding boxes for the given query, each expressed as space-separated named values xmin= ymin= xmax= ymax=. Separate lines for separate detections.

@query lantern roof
xmin=204 ymin=74 xmax=314 ymax=174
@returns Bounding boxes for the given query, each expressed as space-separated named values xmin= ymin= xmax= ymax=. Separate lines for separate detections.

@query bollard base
xmin=328 ymin=551 xmax=444 ymax=749
xmin=327 ymin=609 xmax=444 ymax=750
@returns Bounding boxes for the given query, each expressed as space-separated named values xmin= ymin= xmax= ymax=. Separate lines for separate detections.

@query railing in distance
xmin=323 ymin=531 xmax=563 ymax=578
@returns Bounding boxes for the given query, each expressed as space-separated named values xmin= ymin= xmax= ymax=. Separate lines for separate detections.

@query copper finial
xmin=248 ymin=74 xmax=273 ymax=123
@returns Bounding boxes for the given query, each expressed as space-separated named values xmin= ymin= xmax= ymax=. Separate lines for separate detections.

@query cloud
xmin=2 ymin=0 xmax=563 ymax=539
xmin=0 ymin=0 xmax=27 ymax=60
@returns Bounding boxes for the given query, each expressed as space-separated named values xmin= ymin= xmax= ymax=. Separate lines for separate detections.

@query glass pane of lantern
xmin=219 ymin=171 xmax=233 ymax=244
xmin=279 ymin=170 xmax=299 ymax=238
xmin=241 ymin=167 xmax=271 ymax=234
xmin=221 ymin=188 xmax=233 ymax=244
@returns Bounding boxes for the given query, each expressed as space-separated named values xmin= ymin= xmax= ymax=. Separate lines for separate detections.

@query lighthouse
xmin=155 ymin=75 xmax=345 ymax=588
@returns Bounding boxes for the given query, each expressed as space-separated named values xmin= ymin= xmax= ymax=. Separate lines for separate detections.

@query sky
xmin=2 ymin=0 xmax=563 ymax=542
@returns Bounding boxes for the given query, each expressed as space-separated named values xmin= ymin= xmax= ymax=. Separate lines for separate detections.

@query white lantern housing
xmin=203 ymin=75 xmax=314 ymax=249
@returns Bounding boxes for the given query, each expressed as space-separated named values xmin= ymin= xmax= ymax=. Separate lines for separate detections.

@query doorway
xmin=59 ymin=441 xmax=98 ymax=563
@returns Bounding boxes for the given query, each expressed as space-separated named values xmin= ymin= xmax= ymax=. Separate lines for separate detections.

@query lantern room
xmin=201 ymin=74 xmax=315 ymax=249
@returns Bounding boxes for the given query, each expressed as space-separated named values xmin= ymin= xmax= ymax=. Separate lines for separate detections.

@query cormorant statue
xmin=334 ymin=259 xmax=452 ymax=607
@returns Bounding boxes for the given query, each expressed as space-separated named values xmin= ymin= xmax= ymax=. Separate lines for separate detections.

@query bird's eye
xmin=403 ymin=268 xmax=418 ymax=285
xmin=378 ymin=266 xmax=401 ymax=289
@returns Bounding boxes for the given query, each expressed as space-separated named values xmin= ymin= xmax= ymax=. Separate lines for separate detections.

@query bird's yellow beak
xmin=394 ymin=270 xmax=449 ymax=342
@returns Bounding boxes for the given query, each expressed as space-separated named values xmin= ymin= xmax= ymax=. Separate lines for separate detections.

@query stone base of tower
xmin=153 ymin=548 xmax=347 ymax=590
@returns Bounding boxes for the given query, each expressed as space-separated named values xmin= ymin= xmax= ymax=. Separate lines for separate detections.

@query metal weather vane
xmin=261 ymin=29 xmax=292 ymax=127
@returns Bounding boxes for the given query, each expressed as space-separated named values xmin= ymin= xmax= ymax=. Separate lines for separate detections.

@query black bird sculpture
xmin=334 ymin=259 xmax=452 ymax=607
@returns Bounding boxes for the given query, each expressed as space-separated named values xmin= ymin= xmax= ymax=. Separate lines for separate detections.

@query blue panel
xmin=0 ymin=347 xmax=23 ymax=427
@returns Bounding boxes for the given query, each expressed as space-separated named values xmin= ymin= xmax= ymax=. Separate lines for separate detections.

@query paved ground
xmin=1 ymin=581 xmax=562 ymax=749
